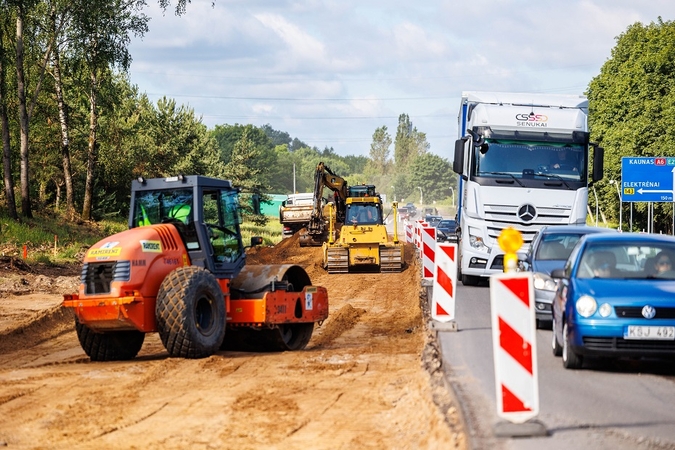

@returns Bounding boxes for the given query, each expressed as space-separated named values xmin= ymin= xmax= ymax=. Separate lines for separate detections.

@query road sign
xmin=621 ymin=157 xmax=675 ymax=202
xmin=490 ymin=272 xmax=539 ymax=424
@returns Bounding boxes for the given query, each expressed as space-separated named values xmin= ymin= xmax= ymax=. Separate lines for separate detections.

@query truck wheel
xmin=75 ymin=319 xmax=145 ymax=361
xmin=156 ymin=266 xmax=225 ymax=359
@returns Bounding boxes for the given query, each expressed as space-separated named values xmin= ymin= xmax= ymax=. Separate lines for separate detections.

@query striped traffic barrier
xmin=421 ymin=226 xmax=436 ymax=280
xmin=431 ymin=243 xmax=457 ymax=327
xmin=490 ymin=271 xmax=540 ymax=425
xmin=405 ymin=223 xmax=413 ymax=243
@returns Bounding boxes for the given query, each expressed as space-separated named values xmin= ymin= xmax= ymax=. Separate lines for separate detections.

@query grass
xmin=0 ymin=211 xmax=283 ymax=264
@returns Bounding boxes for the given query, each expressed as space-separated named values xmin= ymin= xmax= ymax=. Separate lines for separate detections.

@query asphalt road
xmin=437 ymin=282 xmax=675 ymax=450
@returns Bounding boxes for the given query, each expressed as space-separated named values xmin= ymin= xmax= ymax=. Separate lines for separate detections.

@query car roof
xmin=580 ymin=232 xmax=675 ymax=245
xmin=539 ymin=225 xmax=616 ymax=236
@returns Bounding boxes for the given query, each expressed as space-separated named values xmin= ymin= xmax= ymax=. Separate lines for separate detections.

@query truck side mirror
xmin=250 ymin=236 xmax=263 ymax=247
xmin=453 ymin=138 xmax=468 ymax=175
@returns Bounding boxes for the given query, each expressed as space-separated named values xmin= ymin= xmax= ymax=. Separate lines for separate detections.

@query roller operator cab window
xmin=133 ymin=189 xmax=200 ymax=250
xmin=473 ymin=140 xmax=586 ymax=182
xmin=203 ymin=189 xmax=243 ymax=265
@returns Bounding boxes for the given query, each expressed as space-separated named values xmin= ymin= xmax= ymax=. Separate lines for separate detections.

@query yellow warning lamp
xmin=498 ymin=227 xmax=523 ymax=273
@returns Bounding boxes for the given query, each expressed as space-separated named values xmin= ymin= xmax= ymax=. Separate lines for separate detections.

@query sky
xmin=127 ymin=1 xmax=675 ymax=159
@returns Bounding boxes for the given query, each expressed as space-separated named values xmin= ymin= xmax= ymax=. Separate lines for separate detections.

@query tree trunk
xmin=82 ymin=69 xmax=98 ymax=221
xmin=16 ymin=9 xmax=32 ymax=218
xmin=0 ymin=21 xmax=18 ymax=220
xmin=51 ymin=50 xmax=74 ymax=219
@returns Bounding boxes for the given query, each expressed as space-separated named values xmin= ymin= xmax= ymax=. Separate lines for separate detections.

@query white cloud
xmin=128 ymin=1 xmax=675 ymax=157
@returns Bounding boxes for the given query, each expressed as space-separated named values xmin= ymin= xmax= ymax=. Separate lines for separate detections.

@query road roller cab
xmin=63 ymin=175 xmax=329 ymax=361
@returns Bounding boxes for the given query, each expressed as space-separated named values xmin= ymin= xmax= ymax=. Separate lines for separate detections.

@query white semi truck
xmin=453 ymin=91 xmax=604 ymax=285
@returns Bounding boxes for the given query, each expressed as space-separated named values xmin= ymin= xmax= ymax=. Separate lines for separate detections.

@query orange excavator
xmin=62 ymin=175 xmax=328 ymax=360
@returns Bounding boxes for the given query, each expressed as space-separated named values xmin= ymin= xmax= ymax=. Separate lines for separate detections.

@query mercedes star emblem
xmin=517 ymin=204 xmax=537 ymax=222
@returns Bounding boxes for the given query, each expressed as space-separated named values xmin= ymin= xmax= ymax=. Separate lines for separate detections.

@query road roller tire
xmin=75 ymin=319 xmax=145 ymax=361
xmin=222 ymin=323 xmax=315 ymax=352
xmin=156 ymin=266 xmax=226 ymax=359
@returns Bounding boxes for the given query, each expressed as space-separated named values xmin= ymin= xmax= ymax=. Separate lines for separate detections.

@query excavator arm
xmin=299 ymin=162 xmax=348 ymax=247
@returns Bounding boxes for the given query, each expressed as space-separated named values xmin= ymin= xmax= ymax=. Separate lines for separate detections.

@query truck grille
xmin=81 ymin=260 xmax=130 ymax=295
xmin=484 ymin=203 xmax=572 ymax=244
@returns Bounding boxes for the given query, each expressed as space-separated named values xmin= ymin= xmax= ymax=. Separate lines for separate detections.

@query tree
xmin=409 ymin=153 xmax=455 ymax=204
xmin=70 ymin=0 xmax=149 ymax=220
xmin=0 ymin=9 xmax=18 ymax=220
xmin=369 ymin=125 xmax=391 ymax=175
xmin=394 ymin=114 xmax=429 ymax=169
xmin=261 ymin=123 xmax=291 ymax=147
xmin=588 ymin=18 xmax=675 ymax=232
xmin=224 ymin=128 xmax=270 ymax=225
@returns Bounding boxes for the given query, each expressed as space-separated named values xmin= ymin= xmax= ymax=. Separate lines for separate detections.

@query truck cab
xmin=453 ymin=92 xmax=604 ymax=285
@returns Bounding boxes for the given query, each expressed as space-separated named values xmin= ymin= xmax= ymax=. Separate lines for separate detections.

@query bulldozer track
xmin=326 ymin=246 xmax=349 ymax=273
xmin=380 ymin=246 xmax=403 ymax=273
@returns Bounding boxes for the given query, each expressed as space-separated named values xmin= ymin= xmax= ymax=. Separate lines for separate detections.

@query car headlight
xmin=576 ymin=295 xmax=597 ymax=318
xmin=598 ymin=302 xmax=612 ymax=318
xmin=533 ymin=272 xmax=557 ymax=291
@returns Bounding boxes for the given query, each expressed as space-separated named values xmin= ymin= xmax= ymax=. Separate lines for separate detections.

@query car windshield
xmin=535 ymin=233 xmax=584 ymax=261
xmin=438 ymin=220 xmax=456 ymax=228
xmin=577 ymin=242 xmax=675 ymax=280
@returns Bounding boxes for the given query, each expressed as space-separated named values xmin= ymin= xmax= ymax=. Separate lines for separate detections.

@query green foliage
xmin=0 ymin=211 xmax=124 ymax=263
xmin=408 ymin=153 xmax=456 ymax=204
xmin=588 ymin=18 xmax=675 ymax=233
xmin=240 ymin=220 xmax=282 ymax=247
xmin=368 ymin=125 xmax=392 ymax=175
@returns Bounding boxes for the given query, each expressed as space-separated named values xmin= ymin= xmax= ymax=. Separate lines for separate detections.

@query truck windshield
xmin=473 ymin=140 xmax=586 ymax=182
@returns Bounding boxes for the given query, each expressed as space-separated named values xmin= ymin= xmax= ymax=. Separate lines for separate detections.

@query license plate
xmin=624 ymin=326 xmax=675 ymax=340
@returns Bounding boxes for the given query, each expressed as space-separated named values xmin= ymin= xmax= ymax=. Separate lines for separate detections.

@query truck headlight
xmin=576 ymin=295 xmax=597 ymax=318
xmin=533 ymin=272 xmax=557 ymax=291
xmin=468 ymin=227 xmax=488 ymax=251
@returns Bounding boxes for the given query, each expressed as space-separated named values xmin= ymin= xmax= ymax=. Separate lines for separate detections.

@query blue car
xmin=522 ymin=225 xmax=616 ymax=328
xmin=551 ymin=233 xmax=675 ymax=370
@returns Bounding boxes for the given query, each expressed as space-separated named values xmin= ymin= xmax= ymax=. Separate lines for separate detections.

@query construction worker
xmin=167 ymin=203 xmax=192 ymax=224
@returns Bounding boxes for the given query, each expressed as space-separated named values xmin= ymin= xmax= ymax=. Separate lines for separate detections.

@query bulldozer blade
xmin=299 ymin=232 xmax=325 ymax=247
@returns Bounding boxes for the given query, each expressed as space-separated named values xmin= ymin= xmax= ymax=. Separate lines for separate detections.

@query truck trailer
xmin=452 ymin=91 xmax=604 ymax=285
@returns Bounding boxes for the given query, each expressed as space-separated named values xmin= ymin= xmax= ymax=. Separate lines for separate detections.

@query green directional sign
xmin=621 ymin=157 xmax=675 ymax=202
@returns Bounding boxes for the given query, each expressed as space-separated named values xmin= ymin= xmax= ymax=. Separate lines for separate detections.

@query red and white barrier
xmin=490 ymin=272 xmax=538 ymax=424
xmin=421 ymin=226 xmax=436 ymax=280
xmin=432 ymin=243 xmax=457 ymax=322
xmin=405 ymin=223 xmax=413 ymax=243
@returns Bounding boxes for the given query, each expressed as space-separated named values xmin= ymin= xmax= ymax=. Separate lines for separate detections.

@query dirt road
xmin=0 ymin=238 xmax=465 ymax=449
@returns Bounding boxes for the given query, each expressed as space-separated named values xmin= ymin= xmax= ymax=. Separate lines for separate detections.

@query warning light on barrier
xmin=498 ymin=227 xmax=522 ymax=273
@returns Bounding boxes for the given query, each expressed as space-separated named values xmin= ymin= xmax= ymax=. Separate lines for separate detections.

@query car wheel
xmin=551 ymin=318 xmax=562 ymax=357
xmin=562 ymin=321 xmax=583 ymax=369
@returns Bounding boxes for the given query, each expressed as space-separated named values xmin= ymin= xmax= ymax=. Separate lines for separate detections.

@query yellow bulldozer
xmin=322 ymin=184 xmax=404 ymax=273
xmin=300 ymin=163 xmax=404 ymax=273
